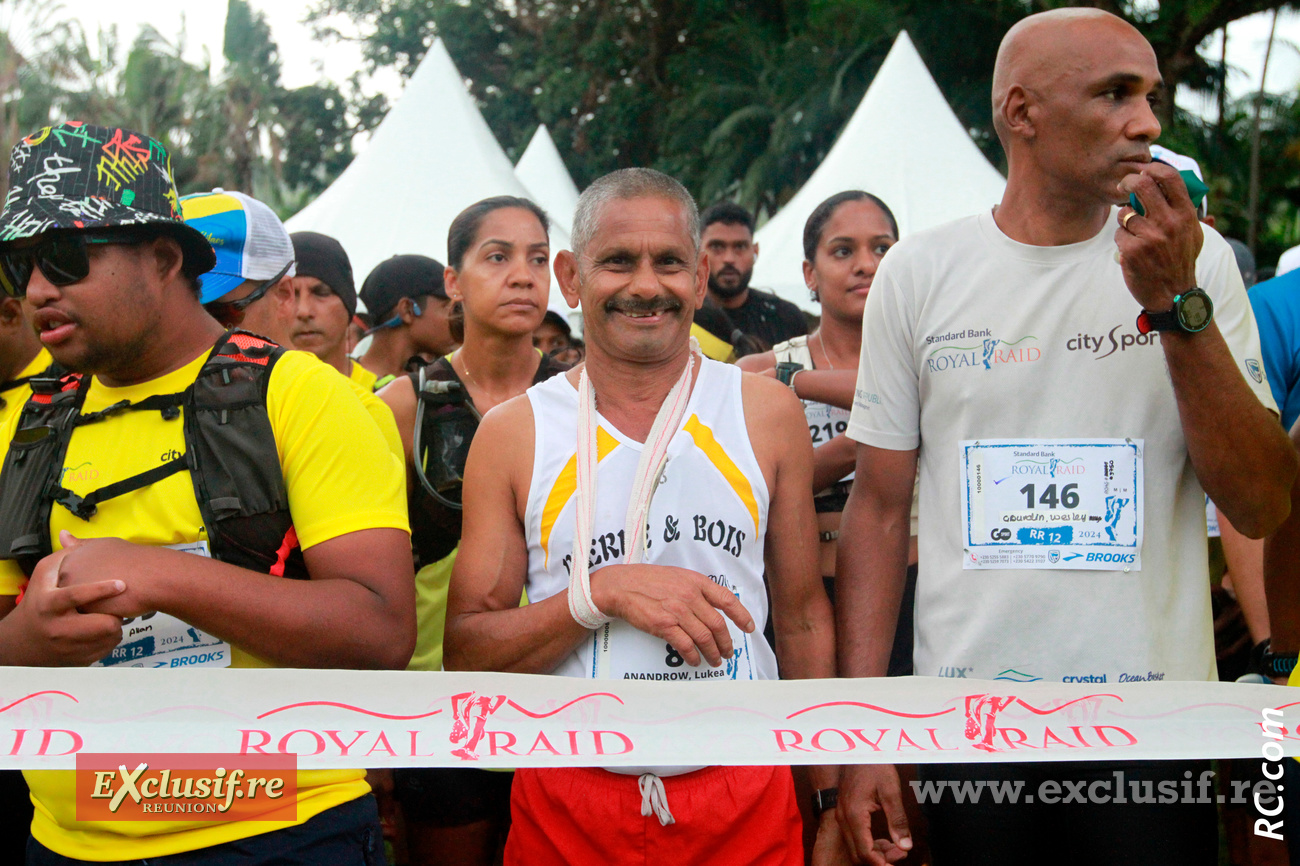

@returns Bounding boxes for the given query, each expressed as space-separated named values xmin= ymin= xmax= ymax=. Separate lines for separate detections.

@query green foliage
xmin=0 ymin=0 xmax=358 ymax=216
xmin=310 ymin=0 xmax=1300 ymax=262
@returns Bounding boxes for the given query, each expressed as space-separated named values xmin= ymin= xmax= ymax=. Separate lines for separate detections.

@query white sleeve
xmin=848 ymin=253 xmax=921 ymax=450
xmin=1196 ymin=228 xmax=1277 ymax=413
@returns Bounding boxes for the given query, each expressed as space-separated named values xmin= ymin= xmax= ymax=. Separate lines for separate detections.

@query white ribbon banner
xmin=1 ymin=667 xmax=1296 ymax=770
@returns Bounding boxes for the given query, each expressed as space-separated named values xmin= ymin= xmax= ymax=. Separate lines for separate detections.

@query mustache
xmin=605 ymin=295 xmax=684 ymax=315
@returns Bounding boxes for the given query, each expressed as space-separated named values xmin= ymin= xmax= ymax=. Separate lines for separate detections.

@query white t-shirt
xmin=848 ymin=208 xmax=1275 ymax=684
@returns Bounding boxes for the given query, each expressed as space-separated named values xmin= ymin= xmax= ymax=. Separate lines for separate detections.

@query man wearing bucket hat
xmin=0 ymin=122 xmax=414 ymax=863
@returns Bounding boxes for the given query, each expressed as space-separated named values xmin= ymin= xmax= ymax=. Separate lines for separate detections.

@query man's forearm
xmin=812 ymin=436 xmax=856 ymax=491
xmin=835 ymin=490 xmax=911 ymax=678
xmin=1265 ymin=425 xmax=1300 ymax=653
xmin=793 ymin=370 xmax=856 ymax=410
xmin=144 ymin=552 xmax=415 ymax=670
xmin=776 ymin=601 xmax=838 ymax=791
xmin=445 ymin=592 xmax=591 ymax=673
xmin=1164 ymin=324 xmax=1296 ymax=537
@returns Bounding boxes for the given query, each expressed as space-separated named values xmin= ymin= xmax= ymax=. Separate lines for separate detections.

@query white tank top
xmin=775 ymin=335 xmax=919 ymax=533
xmin=524 ymin=358 xmax=777 ymax=684
xmin=774 ymin=335 xmax=853 ymax=474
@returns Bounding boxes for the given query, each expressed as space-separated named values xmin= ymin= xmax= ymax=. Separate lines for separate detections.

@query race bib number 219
xmin=960 ymin=439 xmax=1143 ymax=571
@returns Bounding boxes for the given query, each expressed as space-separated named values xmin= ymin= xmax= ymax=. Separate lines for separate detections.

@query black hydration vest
xmin=408 ymin=352 xmax=568 ymax=565
xmin=0 ymin=330 xmax=306 ymax=579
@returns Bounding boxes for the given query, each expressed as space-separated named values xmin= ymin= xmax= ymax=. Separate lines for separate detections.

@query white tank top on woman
xmin=524 ymin=358 xmax=777 ymax=683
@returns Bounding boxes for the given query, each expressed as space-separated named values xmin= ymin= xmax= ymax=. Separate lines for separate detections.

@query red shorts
xmin=504 ymin=765 xmax=802 ymax=865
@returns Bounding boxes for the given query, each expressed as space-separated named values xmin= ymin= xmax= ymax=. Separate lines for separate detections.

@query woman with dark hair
xmin=380 ymin=195 xmax=568 ymax=866
xmin=739 ymin=190 xmax=910 ymax=613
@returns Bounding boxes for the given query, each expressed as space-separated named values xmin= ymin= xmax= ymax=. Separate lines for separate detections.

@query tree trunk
xmin=1248 ymin=10 xmax=1280 ymax=254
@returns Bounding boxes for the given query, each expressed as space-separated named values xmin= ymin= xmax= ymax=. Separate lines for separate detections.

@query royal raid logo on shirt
xmin=923 ymin=330 xmax=1042 ymax=373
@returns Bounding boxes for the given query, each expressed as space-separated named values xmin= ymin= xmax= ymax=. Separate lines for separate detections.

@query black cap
xmin=360 ymin=254 xmax=447 ymax=320
xmin=0 ymin=121 xmax=215 ymax=276
xmin=540 ymin=309 xmax=571 ymax=337
xmin=290 ymin=231 xmax=355 ymax=316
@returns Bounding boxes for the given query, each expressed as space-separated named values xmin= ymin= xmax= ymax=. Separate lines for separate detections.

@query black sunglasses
xmin=0 ymin=229 xmax=152 ymax=298
xmin=203 ymin=260 xmax=294 ymax=327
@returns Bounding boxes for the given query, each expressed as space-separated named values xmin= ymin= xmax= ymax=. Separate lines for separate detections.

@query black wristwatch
xmin=1252 ymin=639 xmax=1299 ymax=679
xmin=812 ymin=787 xmax=839 ymax=818
xmin=775 ymin=361 xmax=804 ymax=388
xmin=1135 ymin=288 xmax=1214 ymax=335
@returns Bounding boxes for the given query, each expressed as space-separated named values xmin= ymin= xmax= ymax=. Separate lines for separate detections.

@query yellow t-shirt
xmin=0 ymin=346 xmax=52 ymax=431
xmin=345 ymin=373 xmax=403 ymax=463
xmin=0 ymin=346 xmax=409 ymax=859
xmin=348 ymin=359 xmax=379 ymax=392
xmin=408 ymin=549 xmax=457 ymax=673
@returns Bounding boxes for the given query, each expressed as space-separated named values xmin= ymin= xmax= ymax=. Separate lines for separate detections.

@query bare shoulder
xmin=736 ymin=350 xmax=776 ymax=374
xmin=479 ymin=391 xmax=536 ymax=434
xmin=740 ymin=369 xmax=805 ymax=421
xmin=740 ymin=369 xmax=809 ymax=467
xmin=472 ymin=393 xmax=537 ymax=496
xmin=377 ymin=372 xmax=415 ymax=415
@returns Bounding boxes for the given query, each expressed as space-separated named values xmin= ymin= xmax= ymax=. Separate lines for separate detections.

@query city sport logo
xmin=926 ymin=334 xmax=1041 ymax=373
xmin=76 ymin=753 xmax=296 ymax=821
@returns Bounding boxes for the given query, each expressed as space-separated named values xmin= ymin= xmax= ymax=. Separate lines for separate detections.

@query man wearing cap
xmin=289 ymin=230 xmax=378 ymax=389
xmin=179 ymin=188 xmax=297 ymax=338
xmin=533 ymin=308 xmax=572 ymax=357
xmin=356 ymin=254 xmax=459 ymax=385
xmin=180 ymin=189 xmax=404 ymax=461
xmin=0 ymin=122 xmax=415 ymax=863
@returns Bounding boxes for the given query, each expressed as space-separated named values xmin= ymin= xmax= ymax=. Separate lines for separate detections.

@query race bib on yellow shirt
xmin=90 ymin=541 xmax=232 ymax=669
xmin=960 ymin=439 xmax=1143 ymax=571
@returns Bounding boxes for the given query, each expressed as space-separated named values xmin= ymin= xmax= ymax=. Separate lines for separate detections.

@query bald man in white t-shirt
xmin=834 ymin=9 xmax=1296 ymax=866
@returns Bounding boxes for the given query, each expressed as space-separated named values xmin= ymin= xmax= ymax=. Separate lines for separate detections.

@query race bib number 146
xmin=960 ymin=439 xmax=1143 ymax=571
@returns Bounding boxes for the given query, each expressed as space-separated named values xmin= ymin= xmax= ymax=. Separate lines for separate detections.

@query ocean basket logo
xmin=926 ymin=334 xmax=1041 ymax=373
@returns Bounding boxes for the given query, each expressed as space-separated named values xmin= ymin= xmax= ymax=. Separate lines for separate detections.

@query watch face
xmin=1178 ymin=291 xmax=1212 ymax=331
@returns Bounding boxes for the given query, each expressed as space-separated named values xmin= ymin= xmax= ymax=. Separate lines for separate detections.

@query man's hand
xmin=590 ymin=563 xmax=754 ymax=668
xmin=55 ymin=532 xmax=160 ymax=619
xmin=0 ymin=542 xmax=126 ymax=666
xmin=1115 ymin=161 xmax=1204 ymax=311
xmin=812 ymin=810 xmax=853 ymax=865
xmin=837 ymin=764 xmax=913 ymax=865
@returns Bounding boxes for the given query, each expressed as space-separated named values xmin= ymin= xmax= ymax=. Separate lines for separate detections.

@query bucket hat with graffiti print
xmin=0 ymin=121 xmax=216 ymax=276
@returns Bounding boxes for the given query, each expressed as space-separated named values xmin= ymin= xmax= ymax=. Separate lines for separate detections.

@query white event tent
xmin=752 ymin=31 xmax=1007 ymax=311
xmin=515 ymin=124 xmax=581 ymax=235
xmin=286 ymin=39 xmax=573 ymax=311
